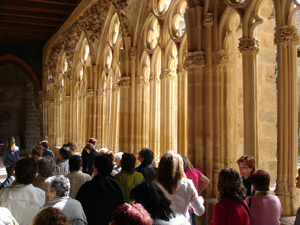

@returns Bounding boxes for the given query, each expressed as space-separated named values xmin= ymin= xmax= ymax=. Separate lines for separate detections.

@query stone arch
xmin=0 ymin=54 xmax=40 ymax=91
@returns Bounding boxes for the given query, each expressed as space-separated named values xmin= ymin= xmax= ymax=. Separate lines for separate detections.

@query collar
xmin=254 ymin=190 xmax=270 ymax=196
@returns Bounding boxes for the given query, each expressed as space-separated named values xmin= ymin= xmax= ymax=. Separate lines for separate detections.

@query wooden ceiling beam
xmin=0 ymin=8 xmax=65 ymax=21
xmin=0 ymin=0 xmax=73 ymax=14
xmin=0 ymin=22 xmax=57 ymax=33
xmin=0 ymin=33 xmax=49 ymax=40
xmin=28 ymin=0 xmax=79 ymax=6
xmin=0 ymin=15 xmax=62 ymax=27
xmin=0 ymin=29 xmax=53 ymax=38
xmin=0 ymin=37 xmax=45 ymax=46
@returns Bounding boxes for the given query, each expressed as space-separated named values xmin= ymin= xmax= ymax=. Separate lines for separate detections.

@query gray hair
xmin=114 ymin=152 xmax=123 ymax=166
xmin=38 ymin=156 xmax=56 ymax=177
xmin=47 ymin=175 xmax=70 ymax=197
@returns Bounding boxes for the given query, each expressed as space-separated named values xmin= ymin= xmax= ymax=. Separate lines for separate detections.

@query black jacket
xmin=75 ymin=173 xmax=127 ymax=225
xmin=135 ymin=162 xmax=158 ymax=181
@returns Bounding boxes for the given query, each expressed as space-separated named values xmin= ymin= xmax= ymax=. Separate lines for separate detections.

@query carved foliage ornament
xmin=184 ymin=51 xmax=206 ymax=69
xmin=238 ymin=38 xmax=259 ymax=54
xmin=203 ymin=13 xmax=213 ymax=27
xmin=215 ymin=55 xmax=230 ymax=65
xmin=275 ymin=27 xmax=300 ymax=45
xmin=117 ymin=77 xmax=131 ymax=87
xmin=160 ymin=69 xmax=176 ymax=80
xmin=137 ymin=76 xmax=149 ymax=87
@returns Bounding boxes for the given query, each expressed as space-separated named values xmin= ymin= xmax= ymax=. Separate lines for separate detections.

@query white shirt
xmin=155 ymin=178 xmax=205 ymax=218
xmin=0 ymin=183 xmax=45 ymax=225
xmin=65 ymin=171 xmax=92 ymax=198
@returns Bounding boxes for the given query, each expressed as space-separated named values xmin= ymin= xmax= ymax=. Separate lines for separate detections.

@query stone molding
xmin=112 ymin=0 xmax=131 ymax=37
xmin=203 ymin=13 xmax=213 ymax=27
xmin=64 ymin=95 xmax=70 ymax=102
xmin=275 ymin=26 xmax=300 ymax=45
xmin=137 ymin=76 xmax=150 ymax=87
xmin=150 ymin=72 xmax=160 ymax=82
xmin=214 ymin=50 xmax=230 ymax=65
xmin=112 ymin=85 xmax=120 ymax=93
xmin=184 ymin=51 xmax=206 ymax=69
xmin=96 ymin=88 xmax=105 ymax=96
xmin=176 ymin=64 xmax=186 ymax=75
xmin=117 ymin=77 xmax=131 ymax=87
xmin=130 ymin=47 xmax=137 ymax=59
xmin=87 ymin=89 xmax=94 ymax=96
xmin=238 ymin=38 xmax=260 ymax=54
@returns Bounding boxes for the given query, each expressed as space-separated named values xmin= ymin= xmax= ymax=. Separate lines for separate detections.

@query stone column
xmin=48 ymin=100 xmax=55 ymax=155
xmin=177 ymin=65 xmax=187 ymax=157
xmin=275 ymin=25 xmax=300 ymax=215
xmin=111 ymin=85 xmax=120 ymax=153
xmin=118 ymin=77 xmax=131 ymax=152
xmin=238 ymin=38 xmax=259 ymax=158
xmin=105 ymin=87 xmax=111 ymax=149
xmin=130 ymin=47 xmax=137 ymax=154
xmin=64 ymin=95 xmax=70 ymax=142
xmin=160 ymin=69 xmax=176 ymax=155
xmin=136 ymin=76 xmax=150 ymax=152
xmin=149 ymin=73 xmax=161 ymax=161
xmin=96 ymin=88 xmax=104 ymax=148
xmin=82 ymin=93 xmax=87 ymax=148
xmin=92 ymin=66 xmax=98 ymax=137
xmin=86 ymin=89 xmax=94 ymax=140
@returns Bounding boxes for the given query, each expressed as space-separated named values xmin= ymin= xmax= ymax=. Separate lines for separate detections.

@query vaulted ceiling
xmin=0 ymin=0 xmax=82 ymax=46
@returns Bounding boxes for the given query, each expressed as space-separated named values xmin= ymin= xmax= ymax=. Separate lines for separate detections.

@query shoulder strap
xmin=240 ymin=201 xmax=250 ymax=215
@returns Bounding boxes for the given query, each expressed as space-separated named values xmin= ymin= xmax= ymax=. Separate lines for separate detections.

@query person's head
xmin=38 ymin=156 xmax=56 ymax=177
xmin=59 ymin=146 xmax=72 ymax=160
xmin=40 ymin=140 xmax=49 ymax=149
xmin=6 ymin=136 xmax=15 ymax=149
xmin=64 ymin=142 xmax=77 ymax=154
xmin=88 ymin=138 xmax=98 ymax=147
xmin=137 ymin=148 xmax=154 ymax=165
xmin=69 ymin=155 xmax=82 ymax=172
xmin=217 ymin=168 xmax=246 ymax=203
xmin=99 ymin=148 xmax=109 ymax=155
xmin=114 ymin=152 xmax=123 ymax=166
xmin=93 ymin=154 xmax=114 ymax=176
xmin=84 ymin=143 xmax=94 ymax=154
xmin=130 ymin=181 xmax=174 ymax=221
xmin=250 ymin=170 xmax=270 ymax=191
xmin=111 ymin=202 xmax=152 ymax=225
xmin=181 ymin=156 xmax=194 ymax=171
xmin=157 ymin=151 xmax=186 ymax=194
xmin=121 ymin=153 xmax=136 ymax=174
xmin=237 ymin=155 xmax=255 ymax=179
xmin=296 ymin=168 xmax=300 ymax=189
xmin=31 ymin=146 xmax=43 ymax=159
xmin=33 ymin=207 xmax=68 ymax=225
xmin=15 ymin=157 xmax=37 ymax=184
xmin=46 ymin=175 xmax=70 ymax=200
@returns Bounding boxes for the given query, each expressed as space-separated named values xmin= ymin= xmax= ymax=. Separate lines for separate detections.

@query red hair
xmin=111 ymin=203 xmax=152 ymax=225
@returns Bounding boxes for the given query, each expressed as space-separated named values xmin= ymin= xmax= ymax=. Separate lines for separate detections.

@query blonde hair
xmin=6 ymin=136 xmax=16 ymax=151
xmin=156 ymin=151 xmax=186 ymax=194
xmin=181 ymin=156 xmax=194 ymax=171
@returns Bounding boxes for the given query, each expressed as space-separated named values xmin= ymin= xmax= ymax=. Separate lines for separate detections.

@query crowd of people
xmin=0 ymin=136 xmax=294 ymax=225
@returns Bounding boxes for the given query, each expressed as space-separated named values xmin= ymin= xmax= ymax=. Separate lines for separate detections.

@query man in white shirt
xmin=65 ymin=155 xmax=92 ymax=198
xmin=0 ymin=157 xmax=45 ymax=225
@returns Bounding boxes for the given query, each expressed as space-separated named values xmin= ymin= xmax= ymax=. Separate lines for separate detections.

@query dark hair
xmin=237 ymin=155 xmax=255 ymax=171
xmin=85 ymin=143 xmax=94 ymax=151
xmin=33 ymin=207 xmax=68 ymax=225
xmin=121 ymin=153 xmax=136 ymax=174
xmin=130 ymin=181 xmax=175 ymax=221
xmin=69 ymin=155 xmax=82 ymax=172
xmin=94 ymin=154 xmax=114 ymax=175
xmin=250 ymin=170 xmax=270 ymax=190
xmin=40 ymin=140 xmax=49 ymax=149
xmin=88 ymin=138 xmax=98 ymax=144
xmin=59 ymin=146 xmax=72 ymax=160
xmin=15 ymin=158 xmax=37 ymax=184
xmin=38 ymin=156 xmax=56 ymax=177
xmin=139 ymin=148 xmax=154 ymax=165
xmin=31 ymin=146 xmax=43 ymax=158
xmin=112 ymin=202 xmax=152 ymax=225
xmin=217 ymin=168 xmax=246 ymax=203
xmin=181 ymin=156 xmax=194 ymax=171
xmin=64 ymin=142 xmax=77 ymax=152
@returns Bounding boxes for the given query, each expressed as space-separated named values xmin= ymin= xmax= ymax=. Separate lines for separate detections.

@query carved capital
xmin=184 ymin=51 xmax=206 ymax=69
xmin=238 ymin=38 xmax=259 ymax=54
xmin=105 ymin=87 xmax=111 ymax=93
xmin=49 ymin=100 xmax=54 ymax=106
xmin=214 ymin=50 xmax=230 ymax=65
xmin=96 ymin=88 xmax=104 ymax=96
xmin=161 ymin=69 xmax=176 ymax=80
xmin=130 ymin=47 xmax=137 ymax=59
xmin=176 ymin=64 xmax=186 ymax=75
xmin=203 ymin=13 xmax=213 ymax=27
xmin=150 ymin=73 xmax=160 ymax=82
xmin=137 ymin=76 xmax=149 ymax=87
xmin=117 ymin=77 xmax=131 ymax=88
xmin=112 ymin=85 xmax=120 ymax=93
xmin=87 ymin=89 xmax=94 ymax=96
xmin=275 ymin=26 xmax=300 ymax=46
xmin=64 ymin=95 xmax=70 ymax=102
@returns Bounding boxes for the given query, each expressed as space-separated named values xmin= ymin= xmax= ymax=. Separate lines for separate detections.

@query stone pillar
xmin=118 ymin=77 xmax=131 ymax=152
xmin=160 ymin=69 xmax=176 ymax=155
xmin=130 ymin=47 xmax=137 ymax=154
xmin=96 ymin=88 xmax=104 ymax=148
xmin=64 ymin=95 xmax=70 ymax=143
xmin=86 ymin=89 xmax=94 ymax=141
xmin=149 ymin=73 xmax=161 ymax=161
xmin=136 ymin=76 xmax=150 ymax=152
xmin=238 ymin=37 xmax=259 ymax=158
xmin=177 ymin=65 xmax=187 ymax=157
xmin=105 ymin=87 xmax=111 ymax=149
xmin=92 ymin=66 xmax=98 ymax=137
xmin=275 ymin=25 xmax=300 ymax=215
xmin=111 ymin=85 xmax=120 ymax=153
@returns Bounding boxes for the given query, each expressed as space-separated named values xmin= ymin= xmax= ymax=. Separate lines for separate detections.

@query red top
xmin=210 ymin=198 xmax=250 ymax=225
xmin=185 ymin=168 xmax=202 ymax=189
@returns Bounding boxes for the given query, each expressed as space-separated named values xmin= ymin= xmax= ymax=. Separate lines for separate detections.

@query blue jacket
xmin=42 ymin=148 xmax=55 ymax=162
xmin=87 ymin=149 xmax=99 ymax=175
xmin=3 ymin=147 xmax=19 ymax=167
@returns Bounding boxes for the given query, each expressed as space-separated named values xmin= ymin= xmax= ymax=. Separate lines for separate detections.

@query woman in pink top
xmin=245 ymin=170 xmax=282 ymax=225
xmin=182 ymin=156 xmax=210 ymax=225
